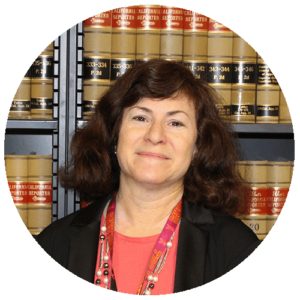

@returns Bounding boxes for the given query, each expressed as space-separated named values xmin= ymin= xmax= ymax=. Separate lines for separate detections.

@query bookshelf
xmin=4 ymin=19 xmax=295 ymax=226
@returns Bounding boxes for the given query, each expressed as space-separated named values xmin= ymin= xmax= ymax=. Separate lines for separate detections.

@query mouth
xmin=137 ymin=152 xmax=170 ymax=160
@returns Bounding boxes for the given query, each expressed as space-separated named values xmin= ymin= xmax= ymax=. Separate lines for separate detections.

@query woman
xmin=36 ymin=59 xmax=260 ymax=295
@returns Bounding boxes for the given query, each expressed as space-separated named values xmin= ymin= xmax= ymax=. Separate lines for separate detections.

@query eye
xmin=170 ymin=121 xmax=184 ymax=127
xmin=133 ymin=116 xmax=147 ymax=122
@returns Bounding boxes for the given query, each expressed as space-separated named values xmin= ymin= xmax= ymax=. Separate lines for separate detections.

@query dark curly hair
xmin=59 ymin=59 xmax=246 ymax=216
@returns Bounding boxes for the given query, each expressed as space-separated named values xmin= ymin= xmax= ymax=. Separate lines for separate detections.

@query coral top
xmin=112 ymin=224 xmax=180 ymax=295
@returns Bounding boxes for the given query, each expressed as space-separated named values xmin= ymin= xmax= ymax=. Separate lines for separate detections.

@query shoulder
xmin=182 ymin=199 xmax=259 ymax=245
xmin=204 ymin=210 xmax=261 ymax=272
xmin=35 ymin=208 xmax=86 ymax=267
xmin=35 ymin=196 xmax=110 ymax=266
xmin=182 ymin=199 xmax=261 ymax=274
xmin=209 ymin=211 xmax=258 ymax=243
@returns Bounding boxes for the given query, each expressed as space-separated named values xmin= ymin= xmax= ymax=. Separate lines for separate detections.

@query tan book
xmin=207 ymin=19 xmax=233 ymax=121
xmin=266 ymin=161 xmax=291 ymax=233
xmin=83 ymin=12 xmax=112 ymax=119
xmin=5 ymin=155 xmax=28 ymax=226
xmin=240 ymin=161 xmax=268 ymax=240
xmin=160 ymin=6 xmax=184 ymax=61
xmin=183 ymin=10 xmax=208 ymax=80
xmin=30 ymin=42 xmax=54 ymax=119
xmin=9 ymin=67 xmax=31 ymax=119
xmin=256 ymin=55 xmax=280 ymax=123
xmin=27 ymin=155 xmax=52 ymax=235
xmin=136 ymin=5 xmax=161 ymax=62
xmin=231 ymin=34 xmax=256 ymax=123
xmin=111 ymin=6 xmax=136 ymax=82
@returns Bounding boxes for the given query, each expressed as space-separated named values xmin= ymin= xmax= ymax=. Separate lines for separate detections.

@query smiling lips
xmin=137 ymin=151 xmax=170 ymax=160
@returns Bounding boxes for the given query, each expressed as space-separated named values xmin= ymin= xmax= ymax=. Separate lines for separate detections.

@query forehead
xmin=131 ymin=95 xmax=195 ymax=112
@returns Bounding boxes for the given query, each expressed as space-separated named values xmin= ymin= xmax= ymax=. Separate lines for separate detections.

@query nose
xmin=144 ymin=121 xmax=167 ymax=145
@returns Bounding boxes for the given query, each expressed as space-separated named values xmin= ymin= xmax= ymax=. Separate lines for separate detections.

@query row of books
xmin=8 ymin=6 xmax=291 ymax=124
xmin=236 ymin=160 xmax=293 ymax=240
xmin=80 ymin=5 xmax=291 ymax=124
xmin=5 ymin=154 xmax=53 ymax=235
xmin=9 ymin=42 xmax=54 ymax=120
xmin=5 ymin=154 xmax=293 ymax=239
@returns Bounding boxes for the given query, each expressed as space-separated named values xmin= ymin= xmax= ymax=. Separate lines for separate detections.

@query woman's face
xmin=117 ymin=95 xmax=198 ymax=189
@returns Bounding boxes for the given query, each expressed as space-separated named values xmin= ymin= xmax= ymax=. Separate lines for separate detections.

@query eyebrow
xmin=132 ymin=106 xmax=189 ymax=117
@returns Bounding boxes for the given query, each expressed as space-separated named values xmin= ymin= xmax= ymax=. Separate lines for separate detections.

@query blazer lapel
xmin=174 ymin=199 xmax=214 ymax=293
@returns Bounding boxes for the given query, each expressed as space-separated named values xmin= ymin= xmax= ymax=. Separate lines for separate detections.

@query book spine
xmin=111 ymin=6 xmax=137 ymax=82
xmin=160 ymin=6 xmax=184 ymax=61
xmin=256 ymin=55 xmax=280 ymax=123
xmin=242 ymin=161 xmax=268 ymax=240
xmin=266 ymin=161 xmax=291 ymax=233
xmin=207 ymin=19 xmax=233 ymax=121
xmin=183 ymin=10 xmax=208 ymax=80
xmin=136 ymin=5 xmax=161 ymax=62
xmin=5 ymin=155 xmax=28 ymax=226
xmin=9 ymin=67 xmax=31 ymax=119
xmin=27 ymin=155 xmax=52 ymax=235
xmin=30 ymin=42 xmax=54 ymax=119
xmin=83 ymin=11 xmax=112 ymax=119
xmin=279 ymin=88 xmax=292 ymax=123
xmin=231 ymin=34 xmax=257 ymax=123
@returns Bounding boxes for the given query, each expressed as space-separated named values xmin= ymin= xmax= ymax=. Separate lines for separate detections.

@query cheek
xmin=116 ymin=129 xmax=139 ymax=170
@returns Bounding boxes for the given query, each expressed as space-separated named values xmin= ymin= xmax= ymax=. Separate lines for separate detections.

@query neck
xmin=114 ymin=178 xmax=183 ymax=237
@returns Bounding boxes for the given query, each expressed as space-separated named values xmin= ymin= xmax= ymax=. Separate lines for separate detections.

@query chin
xmin=129 ymin=169 xmax=167 ymax=185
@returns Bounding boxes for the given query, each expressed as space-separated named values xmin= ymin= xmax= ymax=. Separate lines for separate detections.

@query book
xmin=231 ymin=34 xmax=256 ymax=123
xmin=207 ymin=19 xmax=233 ymax=121
xmin=183 ymin=10 xmax=208 ymax=80
xmin=111 ymin=6 xmax=137 ymax=82
xmin=136 ymin=5 xmax=161 ymax=62
xmin=266 ymin=161 xmax=291 ymax=233
xmin=5 ymin=155 xmax=28 ymax=226
xmin=83 ymin=12 xmax=112 ymax=119
xmin=9 ymin=67 xmax=31 ymax=119
xmin=30 ymin=42 xmax=54 ymax=119
xmin=27 ymin=155 xmax=52 ymax=235
xmin=160 ymin=6 xmax=184 ymax=61
xmin=256 ymin=54 xmax=280 ymax=123
xmin=240 ymin=161 xmax=268 ymax=240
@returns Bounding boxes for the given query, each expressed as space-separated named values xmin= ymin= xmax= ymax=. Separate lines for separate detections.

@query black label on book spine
xmin=256 ymin=105 xmax=279 ymax=117
xmin=30 ymin=98 xmax=53 ymax=109
xmin=231 ymin=104 xmax=255 ymax=116
xmin=83 ymin=58 xmax=110 ymax=80
xmin=207 ymin=63 xmax=232 ymax=84
xmin=216 ymin=104 xmax=231 ymax=116
xmin=32 ymin=57 xmax=54 ymax=78
xmin=111 ymin=60 xmax=135 ymax=81
xmin=184 ymin=62 xmax=207 ymax=81
xmin=257 ymin=64 xmax=278 ymax=85
xmin=10 ymin=100 xmax=30 ymax=111
xmin=232 ymin=63 xmax=257 ymax=84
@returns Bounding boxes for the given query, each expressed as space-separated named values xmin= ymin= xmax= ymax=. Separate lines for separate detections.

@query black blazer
xmin=36 ymin=194 xmax=260 ymax=293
